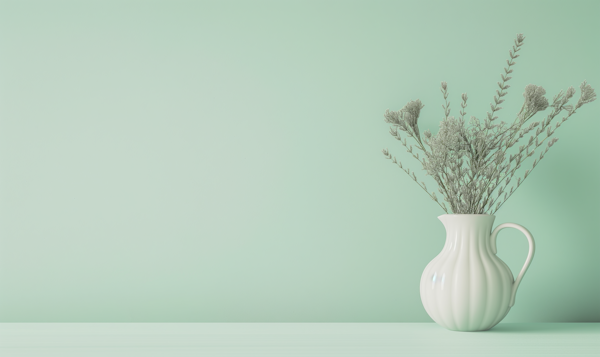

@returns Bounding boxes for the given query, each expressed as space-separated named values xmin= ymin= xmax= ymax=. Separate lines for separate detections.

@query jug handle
xmin=490 ymin=223 xmax=535 ymax=307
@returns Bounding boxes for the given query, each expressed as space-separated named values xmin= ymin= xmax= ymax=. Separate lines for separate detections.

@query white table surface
xmin=0 ymin=323 xmax=598 ymax=357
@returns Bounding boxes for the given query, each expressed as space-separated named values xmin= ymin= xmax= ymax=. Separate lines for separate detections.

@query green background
xmin=0 ymin=0 xmax=598 ymax=322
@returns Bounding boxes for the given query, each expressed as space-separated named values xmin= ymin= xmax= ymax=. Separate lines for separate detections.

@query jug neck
xmin=438 ymin=214 xmax=496 ymax=248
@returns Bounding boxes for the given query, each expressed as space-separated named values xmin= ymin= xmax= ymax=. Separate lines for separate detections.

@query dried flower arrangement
xmin=382 ymin=33 xmax=596 ymax=214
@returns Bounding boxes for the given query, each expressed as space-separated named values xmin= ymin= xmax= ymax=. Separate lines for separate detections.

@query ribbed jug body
xmin=420 ymin=215 xmax=514 ymax=331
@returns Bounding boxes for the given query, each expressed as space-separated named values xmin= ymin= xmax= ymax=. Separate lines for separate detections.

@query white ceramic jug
xmin=420 ymin=214 xmax=535 ymax=331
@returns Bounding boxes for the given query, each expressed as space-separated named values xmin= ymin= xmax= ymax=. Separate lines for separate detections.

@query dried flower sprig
xmin=383 ymin=34 xmax=596 ymax=214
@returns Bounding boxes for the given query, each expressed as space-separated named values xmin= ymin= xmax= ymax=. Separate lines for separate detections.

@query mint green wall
xmin=0 ymin=0 xmax=598 ymax=322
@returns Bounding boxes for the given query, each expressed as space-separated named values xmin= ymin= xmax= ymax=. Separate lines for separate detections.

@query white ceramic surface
xmin=420 ymin=214 xmax=535 ymax=332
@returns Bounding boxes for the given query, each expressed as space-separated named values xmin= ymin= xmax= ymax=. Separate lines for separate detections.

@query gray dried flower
xmin=516 ymin=33 xmax=525 ymax=43
xmin=522 ymin=84 xmax=549 ymax=117
xmin=401 ymin=100 xmax=424 ymax=137
xmin=577 ymin=80 xmax=597 ymax=108
xmin=384 ymin=109 xmax=400 ymax=125
xmin=382 ymin=33 xmax=596 ymax=215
